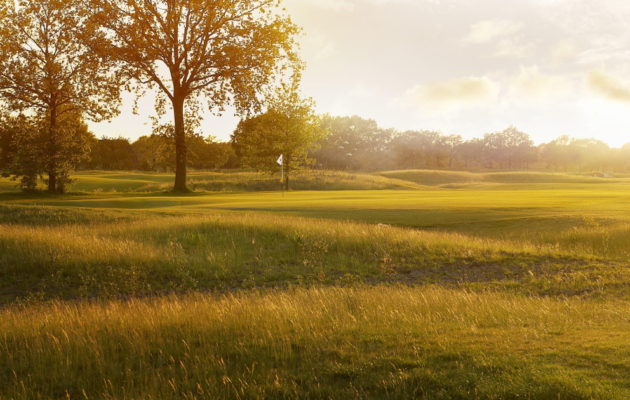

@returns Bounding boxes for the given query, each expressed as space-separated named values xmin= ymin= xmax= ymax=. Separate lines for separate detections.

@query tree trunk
xmin=48 ymin=172 xmax=57 ymax=193
xmin=284 ymin=157 xmax=290 ymax=191
xmin=48 ymin=107 xmax=58 ymax=193
xmin=172 ymin=95 xmax=189 ymax=192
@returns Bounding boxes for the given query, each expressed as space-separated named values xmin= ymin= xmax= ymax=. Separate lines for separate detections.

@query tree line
xmin=8 ymin=113 xmax=624 ymax=173
xmin=311 ymin=116 xmax=629 ymax=173
xmin=234 ymin=115 xmax=630 ymax=175
xmin=3 ymin=109 xmax=630 ymax=192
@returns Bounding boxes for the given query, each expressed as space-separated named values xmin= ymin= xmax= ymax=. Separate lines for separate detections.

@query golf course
xmin=1 ymin=170 xmax=629 ymax=399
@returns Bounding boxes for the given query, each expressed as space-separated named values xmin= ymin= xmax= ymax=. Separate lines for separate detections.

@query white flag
xmin=277 ymin=154 xmax=283 ymax=166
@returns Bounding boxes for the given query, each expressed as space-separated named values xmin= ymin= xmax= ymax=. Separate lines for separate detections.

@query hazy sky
xmin=90 ymin=0 xmax=630 ymax=147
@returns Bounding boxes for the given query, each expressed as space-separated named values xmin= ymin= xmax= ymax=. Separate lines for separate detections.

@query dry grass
xmin=2 ymin=173 xmax=630 ymax=398
xmin=3 ymin=209 xmax=624 ymax=303
xmin=2 ymin=286 xmax=628 ymax=399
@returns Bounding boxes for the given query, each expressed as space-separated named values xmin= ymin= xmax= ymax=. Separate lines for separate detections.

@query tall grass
xmin=4 ymin=207 xmax=624 ymax=303
xmin=2 ymin=176 xmax=630 ymax=398
xmin=2 ymin=286 xmax=628 ymax=399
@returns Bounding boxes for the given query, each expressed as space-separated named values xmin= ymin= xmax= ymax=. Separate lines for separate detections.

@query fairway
xmin=6 ymin=170 xmax=630 ymax=261
xmin=1 ymin=170 xmax=630 ymax=399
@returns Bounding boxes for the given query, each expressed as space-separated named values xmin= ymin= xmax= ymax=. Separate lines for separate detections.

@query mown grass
xmin=378 ymin=169 xmax=622 ymax=187
xmin=0 ymin=170 xmax=423 ymax=193
xmin=2 ymin=171 xmax=630 ymax=398
xmin=2 ymin=286 xmax=629 ymax=399
xmin=16 ymin=184 xmax=630 ymax=259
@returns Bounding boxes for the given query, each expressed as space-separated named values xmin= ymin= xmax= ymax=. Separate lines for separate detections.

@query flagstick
xmin=278 ymin=154 xmax=285 ymax=198
xmin=281 ymin=161 xmax=284 ymax=198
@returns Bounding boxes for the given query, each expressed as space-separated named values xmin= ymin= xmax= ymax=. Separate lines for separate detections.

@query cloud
xmin=509 ymin=66 xmax=573 ymax=99
xmin=494 ymin=38 xmax=534 ymax=58
xmin=298 ymin=0 xmax=354 ymax=11
xmin=303 ymin=31 xmax=337 ymax=60
xmin=549 ymin=40 xmax=578 ymax=65
xmin=405 ymin=77 xmax=500 ymax=110
xmin=465 ymin=19 xmax=524 ymax=44
xmin=295 ymin=0 xmax=418 ymax=12
xmin=589 ymin=71 xmax=630 ymax=102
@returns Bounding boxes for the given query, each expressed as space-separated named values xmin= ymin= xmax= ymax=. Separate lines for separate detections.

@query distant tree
xmin=88 ymin=137 xmax=139 ymax=170
xmin=482 ymin=127 xmax=535 ymax=169
xmin=188 ymin=136 xmax=235 ymax=170
xmin=88 ymin=0 xmax=301 ymax=192
xmin=570 ymin=138 xmax=610 ymax=172
xmin=148 ymin=118 xmax=231 ymax=171
xmin=315 ymin=116 xmax=392 ymax=171
xmin=132 ymin=123 xmax=234 ymax=172
xmin=390 ymin=130 xmax=442 ymax=169
xmin=540 ymin=136 xmax=573 ymax=171
xmin=454 ymin=138 xmax=480 ymax=169
xmin=232 ymin=83 xmax=326 ymax=190
xmin=360 ymin=128 xmax=395 ymax=171
xmin=540 ymin=136 xmax=611 ymax=172
xmin=440 ymin=135 xmax=464 ymax=169
xmin=0 ymin=0 xmax=121 ymax=192
xmin=133 ymin=134 xmax=174 ymax=172
xmin=618 ymin=143 xmax=630 ymax=172
xmin=222 ymin=143 xmax=242 ymax=169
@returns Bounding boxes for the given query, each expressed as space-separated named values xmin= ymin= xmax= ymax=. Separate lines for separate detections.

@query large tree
xmin=89 ymin=0 xmax=300 ymax=192
xmin=0 ymin=0 xmax=121 ymax=192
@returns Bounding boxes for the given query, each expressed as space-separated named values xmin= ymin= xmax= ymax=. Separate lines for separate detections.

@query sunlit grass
xmin=2 ymin=171 xmax=630 ymax=398
xmin=378 ymin=169 xmax=625 ymax=186
xmin=1 ymin=207 xmax=628 ymax=303
xmin=1 ymin=286 xmax=628 ymax=399
xmin=0 ymin=170 xmax=425 ymax=193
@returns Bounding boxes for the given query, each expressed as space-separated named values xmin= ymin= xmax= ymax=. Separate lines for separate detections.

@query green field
xmin=1 ymin=170 xmax=629 ymax=399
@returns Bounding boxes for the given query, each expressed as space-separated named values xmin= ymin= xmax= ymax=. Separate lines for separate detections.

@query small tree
xmin=232 ymin=83 xmax=326 ymax=190
xmin=0 ymin=0 xmax=121 ymax=192
xmin=88 ymin=0 xmax=300 ymax=192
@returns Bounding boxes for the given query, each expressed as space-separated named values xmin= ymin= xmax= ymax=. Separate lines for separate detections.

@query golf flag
xmin=277 ymin=154 xmax=284 ymax=166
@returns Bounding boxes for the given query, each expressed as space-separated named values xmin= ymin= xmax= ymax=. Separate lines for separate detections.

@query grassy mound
xmin=3 ymin=169 xmax=623 ymax=193
xmin=378 ymin=170 xmax=622 ymax=187
xmin=379 ymin=170 xmax=479 ymax=186
xmin=182 ymin=170 xmax=424 ymax=192
xmin=0 ymin=170 xmax=424 ymax=193
xmin=1 ymin=204 xmax=627 ymax=304
xmin=482 ymin=171 xmax=617 ymax=184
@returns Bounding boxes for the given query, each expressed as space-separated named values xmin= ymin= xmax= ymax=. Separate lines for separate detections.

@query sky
xmin=90 ymin=0 xmax=630 ymax=147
